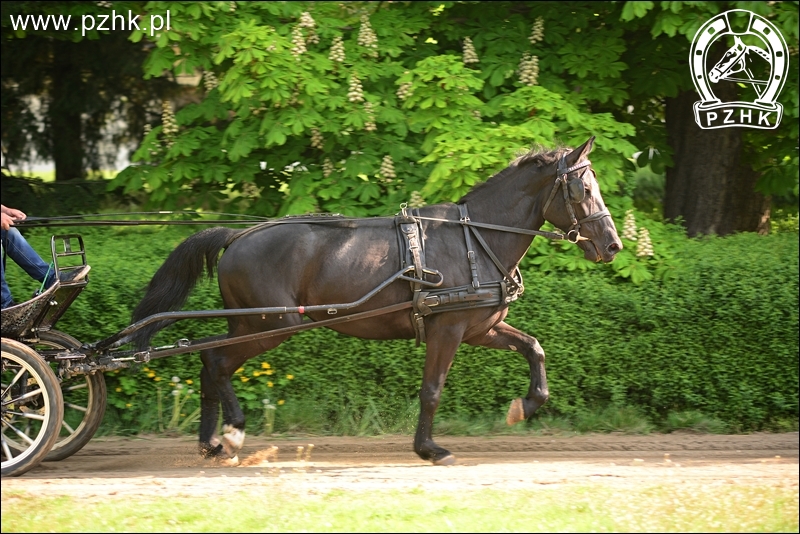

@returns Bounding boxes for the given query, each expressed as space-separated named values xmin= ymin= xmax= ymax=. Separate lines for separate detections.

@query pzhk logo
xmin=690 ymin=9 xmax=788 ymax=130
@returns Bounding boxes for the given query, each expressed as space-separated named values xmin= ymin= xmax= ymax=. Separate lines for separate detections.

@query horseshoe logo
xmin=690 ymin=9 xmax=788 ymax=130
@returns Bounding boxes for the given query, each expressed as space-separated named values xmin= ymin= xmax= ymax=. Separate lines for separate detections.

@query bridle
xmin=541 ymin=156 xmax=612 ymax=243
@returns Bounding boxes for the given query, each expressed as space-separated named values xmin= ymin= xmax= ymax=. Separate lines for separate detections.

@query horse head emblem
xmin=690 ymin=9 xmax=788 ymax=130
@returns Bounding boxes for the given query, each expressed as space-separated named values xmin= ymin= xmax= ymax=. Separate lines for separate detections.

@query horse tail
xmin=130 ymin=227 xmax=241 ymax=349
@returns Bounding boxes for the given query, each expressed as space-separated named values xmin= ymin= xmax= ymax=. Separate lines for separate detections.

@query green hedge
xmin=5 ymin=226 xmax=798 ymax=431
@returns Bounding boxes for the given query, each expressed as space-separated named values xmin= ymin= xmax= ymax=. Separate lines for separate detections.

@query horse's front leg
xmin=465 ymin=321 xmax=549 ymax=425
xmin=414 ymin=325 xmax=463 ymax=465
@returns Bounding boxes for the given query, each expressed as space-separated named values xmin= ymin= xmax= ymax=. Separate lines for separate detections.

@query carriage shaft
xmin=134 ymin=301 xmax=414 ymax=361
xmin=91 ymin=264 xmax=442 ymax=353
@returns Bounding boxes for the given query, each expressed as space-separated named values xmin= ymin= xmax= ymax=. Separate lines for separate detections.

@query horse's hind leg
xmin=465 ymin=321 xmax=549 ymax=425
xmin=198 ymin=334 xmax=293 ymax=460
xmin=198 ymin=363 xmax=223 ymax=457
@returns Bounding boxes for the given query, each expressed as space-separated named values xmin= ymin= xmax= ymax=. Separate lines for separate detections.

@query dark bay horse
xmin=131 ymin=137 xmax=622 ymax=465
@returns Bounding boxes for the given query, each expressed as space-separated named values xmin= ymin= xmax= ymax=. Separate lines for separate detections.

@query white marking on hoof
xmin=506 ymin=398 xmax=525 ymax=425
xmin=433 ymin=454 xmax=456 ymax=466
xmin=508 ymin=344 xmax=517 ymax=351
xmin=209 ymin=435 xmax=221 ymax=448
xmin=221 ymin=425 xmax=245 ymax=457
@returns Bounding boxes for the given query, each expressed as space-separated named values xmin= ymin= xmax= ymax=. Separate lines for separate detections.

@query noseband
xmin=541 ymin=156 xmax=612 ymax=243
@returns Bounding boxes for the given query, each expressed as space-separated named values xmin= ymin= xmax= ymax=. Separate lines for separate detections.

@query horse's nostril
xmin=608 ymin=242 xmax=621 ymax=253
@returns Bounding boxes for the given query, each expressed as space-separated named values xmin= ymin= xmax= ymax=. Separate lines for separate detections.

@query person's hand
xmin=2 ymin=207 xmax=27 ymax=220
xmin=1 ymin=212 xmax=15 ymax=231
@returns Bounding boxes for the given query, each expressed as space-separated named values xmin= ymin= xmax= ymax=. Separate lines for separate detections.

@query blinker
xmin=568 ymin=178 xmax=585 ymax=203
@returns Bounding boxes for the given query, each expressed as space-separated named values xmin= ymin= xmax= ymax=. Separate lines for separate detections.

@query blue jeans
xmin=1 ymin=228 xmax=57 ymax=308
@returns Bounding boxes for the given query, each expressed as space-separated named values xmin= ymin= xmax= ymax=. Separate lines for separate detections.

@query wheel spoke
xmin=1 ymin=435 xmax=15 ymax=460
xmin=4 ymin=421 xmax=36 ymax=445
xmin=5 ymin=387 xmax=43 ymax=405
xmin=5 ymin=410 xmax=46 ymax=421
xmin=60 ymin=419 xmax=76 ymax=435
xmin=65 ymin=383 xmax=88 ymax=392
xmin=65 ymin=402 xmax=88 ymax=413
xmin=1 ymin=367 xmax=27 ymax=398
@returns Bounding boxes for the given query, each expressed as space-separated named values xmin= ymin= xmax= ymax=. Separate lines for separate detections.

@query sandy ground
xmin=2 ymin=432 xmax=797 ymax=497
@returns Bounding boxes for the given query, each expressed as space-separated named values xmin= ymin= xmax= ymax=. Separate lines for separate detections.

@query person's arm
xmin=1 ymin=205 xmax=27 ymax=230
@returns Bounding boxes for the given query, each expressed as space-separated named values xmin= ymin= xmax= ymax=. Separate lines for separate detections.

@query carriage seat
xmin=1 ymin=265 xmax=91 ymax=339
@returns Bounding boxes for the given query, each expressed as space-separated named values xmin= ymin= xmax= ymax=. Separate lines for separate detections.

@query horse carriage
xmin=2 ymin=137 xmax=622 ymax=477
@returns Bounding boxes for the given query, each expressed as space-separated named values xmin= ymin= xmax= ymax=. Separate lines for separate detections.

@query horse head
xmin=542 ymin=137 xmax=622 ymax=263
xmin=709 ymin=35 xmax=747 ymax=83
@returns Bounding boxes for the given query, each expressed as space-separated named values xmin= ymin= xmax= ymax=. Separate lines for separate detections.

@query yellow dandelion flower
xmin=144 ymin=367 xmax=150 ymax=372
xmin=286 ymin=374 xmax=294 ymax=380
xmin=115 ymin=387 xmax=122 ymax=393
xmin=278 ymin=399 xmax=285 ymax=405
xmin=266 ymin=370 xmax=274 ymax=375
xmin=147 ymin=372 xmax=156 ymax=378
xmin=267 ymin=381 xmax=274 ymax=388
xmin=154 ymin=377 xmax=162 ymax=382
xmin=261 ymin=362 xmax=271 ymax=369
xmin=253 ymin=371 xmax=261 ymax=377
xmin=185 ymin=379 xmax=193 ymax=385
xmin=125 ymin=403 xmax=132 ymax=408
xmin=240 ymin=376 xmax=250 ymax=382
xmin=235 ymin=367 xmax=244 ymax=374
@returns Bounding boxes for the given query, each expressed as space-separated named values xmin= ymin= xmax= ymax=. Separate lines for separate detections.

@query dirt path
xmin=3 ymin=432 xmax=797 ymax=497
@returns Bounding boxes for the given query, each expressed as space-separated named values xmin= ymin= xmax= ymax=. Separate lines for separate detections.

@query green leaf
xmin=265 ymin=127 xmax=287 ymax=147
xmin=621 ymin=1 xmax=654 ymax=22
xmin=229 ymin=131 xmax=258 ymax=162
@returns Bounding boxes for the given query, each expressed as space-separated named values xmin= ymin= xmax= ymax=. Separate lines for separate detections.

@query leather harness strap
xmin=458 ymin=204 xmax=523 ymax=295
xmin=542 ymin=156 xmax=612 ymax=243
xmin=458 ymin=204 xmax=481 ymax=292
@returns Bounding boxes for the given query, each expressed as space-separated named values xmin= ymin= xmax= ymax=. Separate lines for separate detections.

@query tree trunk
xmin=664 ymin=83 xmax=771 ymax=236
xmin=50 ymin=42 xmax=84 ymax=182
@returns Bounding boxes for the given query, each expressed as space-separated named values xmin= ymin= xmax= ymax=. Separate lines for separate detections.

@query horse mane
xmin=459 ymin=145 xmax=571 ymax=204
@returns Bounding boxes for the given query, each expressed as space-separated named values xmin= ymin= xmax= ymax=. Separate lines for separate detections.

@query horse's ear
xmin=565 ymin=136 xmax=595 ymax=166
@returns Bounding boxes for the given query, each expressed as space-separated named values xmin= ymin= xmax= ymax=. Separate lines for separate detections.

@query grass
xmin=94 ymin=399 xmax=746 ymax=439
xmin=2 ymin=484 xmax=797 ymax=532
xmin=265 ymin=400 xmax=731 ymax=438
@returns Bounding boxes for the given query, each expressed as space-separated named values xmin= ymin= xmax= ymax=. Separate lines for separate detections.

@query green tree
xmin=616 ymin=1 xmax=798 ymax=235
xmin=111 ymin=1 xmax=637 ymax=216
xmin=103 ymin=1 xmax=795 ymax=235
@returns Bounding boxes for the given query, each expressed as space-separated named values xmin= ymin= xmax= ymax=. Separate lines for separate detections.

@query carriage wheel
xmin=1 ymin=338 xmax=64 ymax=477
xmin=36 ymin=331 xmax=107 ymax=462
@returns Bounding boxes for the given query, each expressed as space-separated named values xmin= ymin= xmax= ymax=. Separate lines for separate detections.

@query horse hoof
xmin=199 ymin=442 xmax=223 ymax=458
xmin=506 ymin=398 xmax=525 ymax=425
xmin=221 ymin=425 xmax=245 ymax=457
xmin=433 ymin=454 xmax=456 ymax=466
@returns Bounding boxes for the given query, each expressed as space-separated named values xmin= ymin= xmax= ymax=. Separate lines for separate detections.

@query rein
xmin=14 ymin=211 xmax=272 ymax=228
xmin=414 ymin=156 xmax=611 ymax=245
